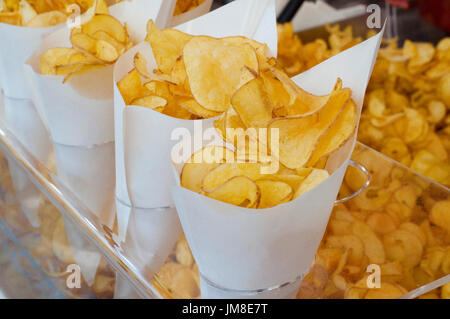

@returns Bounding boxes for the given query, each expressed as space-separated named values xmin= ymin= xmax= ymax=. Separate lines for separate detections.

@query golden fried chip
xmin=183 ymin=36 xmax=259 ymax=112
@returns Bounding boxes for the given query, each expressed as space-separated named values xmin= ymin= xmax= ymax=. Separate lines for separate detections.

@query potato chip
xmin=131 ymin=95 xmax=167 ymax=110
xmin=352 ymin=221 xmax=385 ymax=264
xmin=117 ymin=69 xmax=146 ymax=105
xmin=430 ymin=201 xmax=450 ymax=233
xmin=202 ymin=162 xmax=263 ymax=193
xmin=307 ymin=100 xmax=357 ymax=167
xmin=146 ymin=20 xmax=193 ymax=74
xmin=82 ymin=14 xmax=126 ymax=43
xmin=364 ymin=282 xmax=407 ymax=299
xmin=325 ymin=235 xmax=364 ymax=265
xmin=178 ymin=98 xmax=220 ymax=119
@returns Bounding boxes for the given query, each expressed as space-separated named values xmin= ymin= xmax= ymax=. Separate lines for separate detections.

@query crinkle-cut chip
xmin=326 ymin=235 xmax=364 ymax=265
xmin=131 ymin=95 xmax=167 ymax=110
xmin=181 ymin=146 xmax=235 ymax=194
xmin=270 ymin=67 xmax=337 ymax=115
xmin=383 ymin=230 xmax=423 ymax=268
xmin=82 ymin=14 xmax=126 ymax=43
xmin=183 ymin=36 xmax=259 ymax=112
xmin=255 ymin=180 xmax=292 ymax=209
xmin=364 ymin=283 xmax=407 ymax=299
xmin=117 ymin=68 xmax=145 ymax=105
xmin=178 ymin=98 xmax=220 ymax=119
xmin=146 ymin=20 xmax=192 ymax=74
xmin=430 ymin=201 xmax=450 ymax=233
xmin=39 ymin=47 xmax=79 ymax=75
xmin=352 ymin=221 xmax=385 ymax=264
xmin=293 ymin=169 xmax=329 ymax=199
xmin=202 ymin=162 xmax=263 ymax=193
xmin=204 ymin=176 xmax=260 ymax=208
xmin=269 ymin=86 xmax=351 ymax=169
xmin=307 ymin=100 xmax=356 ymax=167
xmin=26 ymin=10 xmax=67 ymax=27
xmin=231 ymin=77 xmax=274 ymax=129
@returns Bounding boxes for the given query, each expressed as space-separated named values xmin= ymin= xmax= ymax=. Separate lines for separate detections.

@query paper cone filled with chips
xmin=169 ymin=0 xmax=213 ymax=28
xmin=169 ymin=31 xmax=384 ymax=299
xmin=113 ymin=0 xmax=278 ymax=210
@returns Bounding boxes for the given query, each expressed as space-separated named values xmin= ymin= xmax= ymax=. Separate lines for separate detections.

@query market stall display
xmin=0 ymin=0 xmax=448 ymax=300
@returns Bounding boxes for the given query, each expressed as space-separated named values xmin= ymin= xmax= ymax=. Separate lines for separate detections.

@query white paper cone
xmin=117 ymin=201 xmax=182 ymax=277
xmin=114 ymin=0 xmax=278 ymax=209
xmin=169 ymin=0 xmax=213 ymax=27
xmin=2 ymin=96 xmax=52 ymax=228
xmin=0 ymin=21 xmax=63 ymax=99
xmin=171 ymin=30 xmax=384 ymax=298
xmin=291 ymin=0 xmax=366 ymax=32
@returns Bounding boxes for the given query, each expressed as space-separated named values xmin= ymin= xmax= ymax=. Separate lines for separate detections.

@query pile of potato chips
xmin=39 ymin=0 xmax=132 ymax=83
xmin=278 ymin=23 xmax=450 ymax=188
xmin=296 ymin=145 xmax=450 ymax=299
